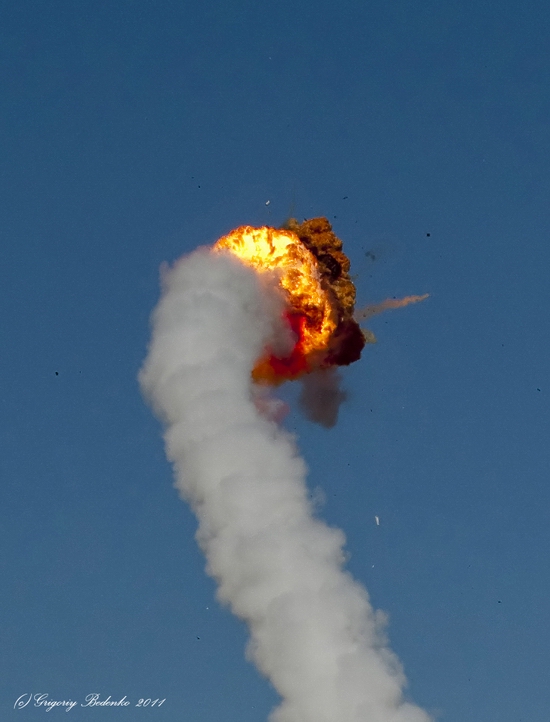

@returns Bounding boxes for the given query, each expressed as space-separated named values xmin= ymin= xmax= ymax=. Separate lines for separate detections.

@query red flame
xmin=252 ymin=311 xmax=312 ymax=384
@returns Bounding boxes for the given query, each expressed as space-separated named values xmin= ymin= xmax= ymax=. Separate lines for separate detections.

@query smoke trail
xmin=356 ymin=295 xmax=429 ymax=322
xmin=140 ymin=248 xmax=432 ymax=722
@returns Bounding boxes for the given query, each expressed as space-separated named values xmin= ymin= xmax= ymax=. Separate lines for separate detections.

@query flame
xmin=213 ymin=225 xmax=346 ymax=383
xmin=211 ymin=218 xmax=426 ymax=386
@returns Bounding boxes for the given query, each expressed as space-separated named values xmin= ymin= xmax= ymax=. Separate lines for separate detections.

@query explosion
xmin=213 ymin=217 xmax=366 ymax=384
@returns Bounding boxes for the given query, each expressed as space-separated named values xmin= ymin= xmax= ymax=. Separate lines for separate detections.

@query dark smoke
xmin=299 ymin=368 xmax=347 ymax=428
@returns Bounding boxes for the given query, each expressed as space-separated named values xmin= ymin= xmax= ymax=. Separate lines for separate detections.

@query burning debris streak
xmin=356 ymin=295 xmax=430 ymax=322
xmin=140 ymin=228 xmax=432 ymax=722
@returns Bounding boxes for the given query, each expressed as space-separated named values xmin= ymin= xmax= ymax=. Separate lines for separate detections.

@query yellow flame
xmin=213 ymin=226 xmax=336 ymax=355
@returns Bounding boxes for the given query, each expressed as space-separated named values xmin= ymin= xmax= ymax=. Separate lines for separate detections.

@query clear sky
xmin=1 ymin=1 xmax=549 ymax=720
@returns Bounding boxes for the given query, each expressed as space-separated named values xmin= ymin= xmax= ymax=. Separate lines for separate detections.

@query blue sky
xmin=1 ymin=1 xmax=549 ymax=720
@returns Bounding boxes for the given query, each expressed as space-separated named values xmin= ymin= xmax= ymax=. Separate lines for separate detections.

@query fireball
xmin=213 ymin=218 xmax=366 ymax=384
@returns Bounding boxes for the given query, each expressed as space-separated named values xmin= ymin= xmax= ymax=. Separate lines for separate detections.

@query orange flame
xmin=213 ymin=226 xmax=342 ymax=383
xmin=214 ymin=226 xmax=337 ymax=364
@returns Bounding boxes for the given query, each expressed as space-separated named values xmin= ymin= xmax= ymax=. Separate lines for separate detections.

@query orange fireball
xmin=214 ymin=226 xmax=336 ymax=356
xmin=213 ymin=220 xmax=366 ymax=384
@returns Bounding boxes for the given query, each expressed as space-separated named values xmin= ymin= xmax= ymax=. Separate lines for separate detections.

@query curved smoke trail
xmin=140 ymin=248 xmax=432 ymax=722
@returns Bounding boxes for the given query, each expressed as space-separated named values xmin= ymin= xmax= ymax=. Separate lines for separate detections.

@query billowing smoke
xmin=140 ymin=247 xmax=432 ymax=722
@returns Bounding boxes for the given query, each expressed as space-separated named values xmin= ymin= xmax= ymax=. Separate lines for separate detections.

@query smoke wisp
xmin=356 ymin=295 xmax=429 ymax=322
xmin=298 ymin=368 xmax=347 ymax=428
xmin=140 ymin=248 xmax=432 ymax=722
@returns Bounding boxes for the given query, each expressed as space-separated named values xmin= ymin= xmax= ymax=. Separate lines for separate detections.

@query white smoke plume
xmin=139 ymin=248 xmax=432 ymax=722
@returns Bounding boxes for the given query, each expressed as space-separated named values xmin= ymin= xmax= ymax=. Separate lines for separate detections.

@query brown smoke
xmin=284 ymin=217 xmax=367 ymax=368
